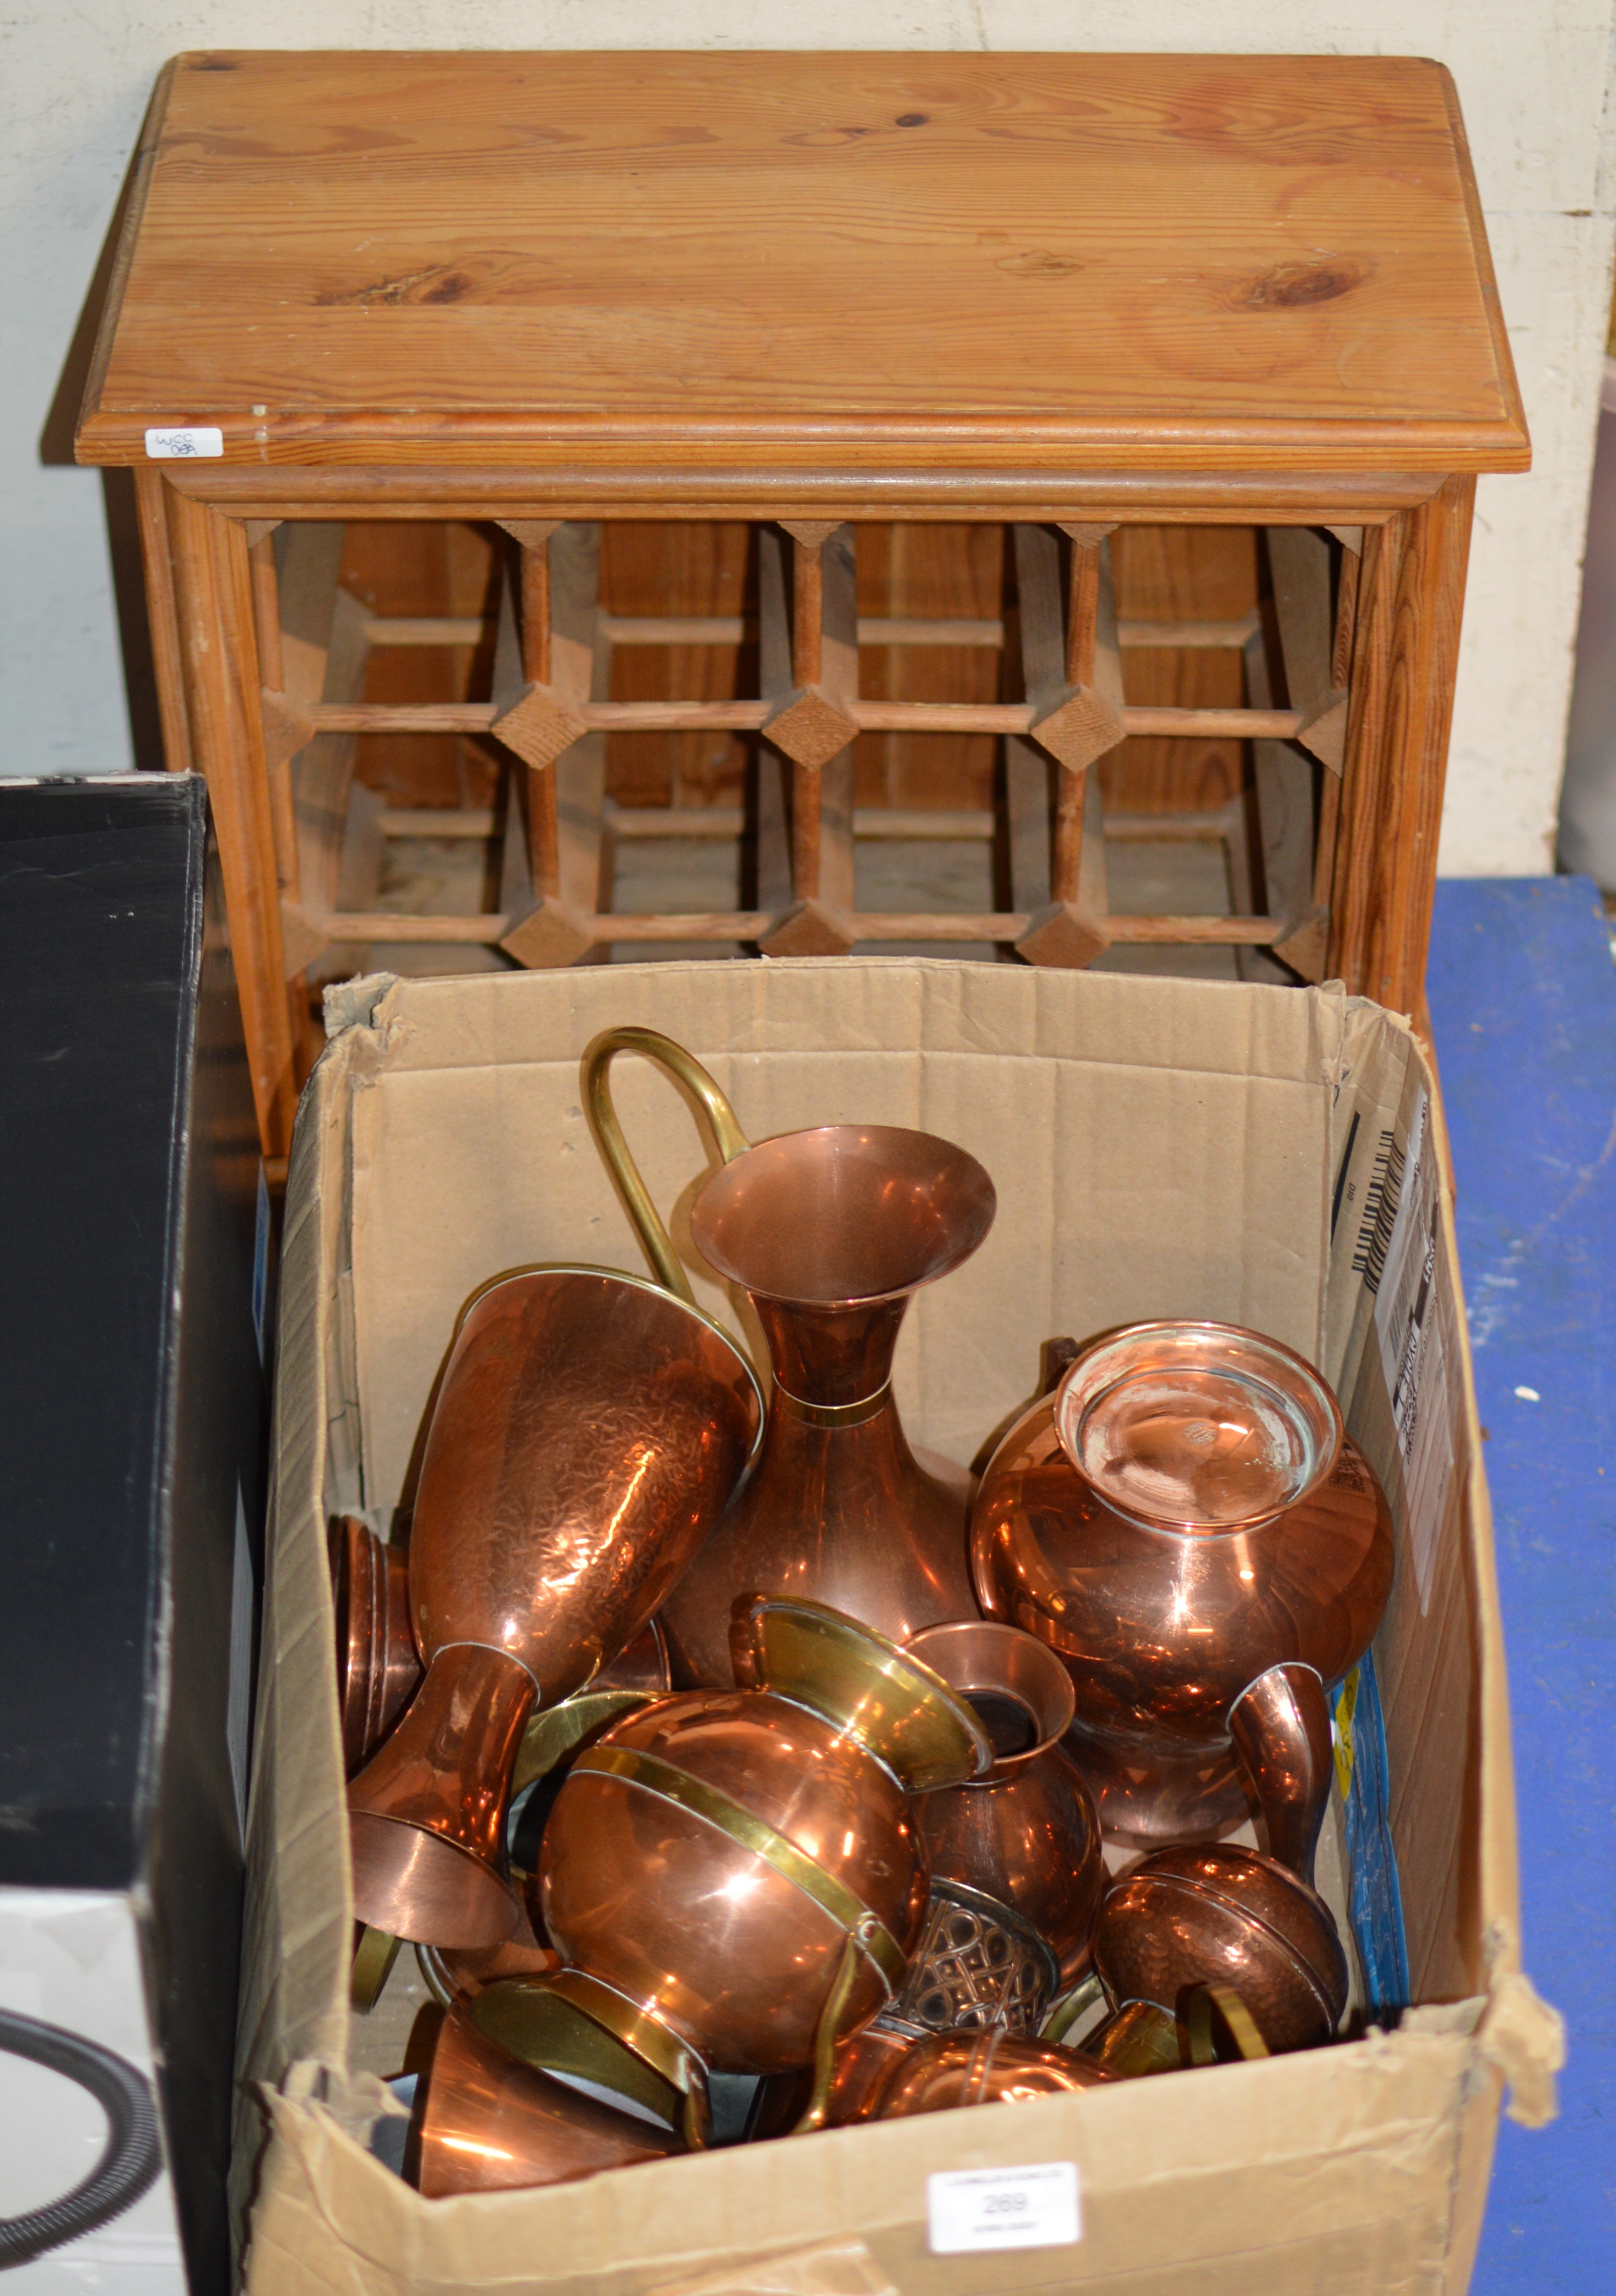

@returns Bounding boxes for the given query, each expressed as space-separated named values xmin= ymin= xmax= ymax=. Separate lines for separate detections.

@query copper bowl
xmin=329 ymin=1517 xmax=418 ymax=1777
xmin=1092 ymin=1841 xmax=1349 ymax=2055
xmin=474 ymin=1598 xmax=994 ymax=2130
xmin=409 ymin=2006 xmax=680 ymax=2196
xmin=972 ymin=1321 xmax=1392 ymax=1858
xmin=869 ymin=2028 xmax=1113 ymax=2118
xmin=899 ymin=1622 xmax=1102 ymax=2033
xmin=347 ymin=1267 xmax=761 ymax=1950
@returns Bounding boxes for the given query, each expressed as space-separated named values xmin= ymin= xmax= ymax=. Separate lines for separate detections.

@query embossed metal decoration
xmin=345 ymin=1266 xmax=761 ymax=1949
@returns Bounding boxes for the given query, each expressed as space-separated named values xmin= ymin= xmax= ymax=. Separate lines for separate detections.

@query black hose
xmin=0 ymin=2011 xmax=161 ymax=2267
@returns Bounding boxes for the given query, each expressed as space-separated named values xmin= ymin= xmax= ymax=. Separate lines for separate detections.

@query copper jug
xmin=582 ymin=1027 xmax=996 ymax=1687
xmin=972 ymin=1322 xmax=1392 ymax=1858
xmin=1082 ymin=1842 xmax=1349 ymax=2058
xmin=409 ymin=2005 xmax=680 ymax=2196
xmin=471 ymin=1596 xmax=994 ymax=2139
xmin=893 ymin=1621 xmax=1104 ymax=2036
xmin=346 ymin=1267 xmax=761 ymax=1949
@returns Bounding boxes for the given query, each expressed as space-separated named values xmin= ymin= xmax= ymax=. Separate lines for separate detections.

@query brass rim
xmin=736 ymin=1595 xmax=994 ymax=1791
xmin=512 ymin=1688 xmax=660 ymax=1798
xmin=575 ymin=1743 xmax=908 ymax=1994
xmin=470 ymin=1966 xmax=710 ymax=2141
xmin=349 ymin=1925 xmax=402 ymax=2014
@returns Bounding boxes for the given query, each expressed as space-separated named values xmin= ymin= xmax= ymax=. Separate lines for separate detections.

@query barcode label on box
xmin=144 ymin=425 xmax=223 ymax=459
xmin=927 ymin=2162 xmax=1080 ymax=2255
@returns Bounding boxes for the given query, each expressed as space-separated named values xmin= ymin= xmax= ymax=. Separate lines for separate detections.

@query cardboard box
xmin=0 ymin=775 xmax=268 ymax=2296
xmin=238 ymin=960 xmax=1560 ymax=2296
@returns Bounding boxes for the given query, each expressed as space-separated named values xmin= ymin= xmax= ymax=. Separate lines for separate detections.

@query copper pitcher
xmin=346 ymin=1267 xmax=761 ymax=1949
xmin=409 ymin=2005 xmax=680 ymax=2196
xmin=1083 ymin=1842 xmax=1349 ymax=2057
xmin=893 ymin=1621 xmax=1104 ymax=2036
xmin=972 ymin=1322 xmax=1392 ymax=1859
xmin=582 ymin=1027 xmax=996 ymax=1687
xmin=471 ymin=1596 xmax=994 ymax=2138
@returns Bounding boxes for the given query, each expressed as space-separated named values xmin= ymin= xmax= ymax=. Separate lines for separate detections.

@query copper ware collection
xmin=334 ymin=1026 xmax=1391 ymax=2200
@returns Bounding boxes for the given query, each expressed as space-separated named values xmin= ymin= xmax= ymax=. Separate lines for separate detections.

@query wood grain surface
xmin=78 ymin=51 xmax=1527 ymax=477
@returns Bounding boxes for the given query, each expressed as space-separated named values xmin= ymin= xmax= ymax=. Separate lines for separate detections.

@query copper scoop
xmin=346 ymin=1267 xmax=761 ymax=1949
xmin=472 ymin=1596 xmax=995 ymax=2139
xmin=582 ymin=1026 xmax=996 ymax=1687
xmin=1081 ymin=1841 xmax=1349 ymax=2058
xmin=409 ymin=2005 xmax=680 ymax=2196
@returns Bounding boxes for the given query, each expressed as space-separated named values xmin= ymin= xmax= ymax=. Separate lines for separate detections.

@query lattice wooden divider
xmin=247 ymin=517 xmax=1360 ymax=986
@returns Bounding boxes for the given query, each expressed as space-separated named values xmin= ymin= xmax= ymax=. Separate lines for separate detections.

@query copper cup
xmin=329 ymin=1517 xmax=418 ymax=1777
xmin=1087 ymin=1841 xmax=1349 ymax=2057
xmin=582 ymin=1027 xmax=996 ymax=1688
xmin=868 ymin=2028 xmax=1113 ymax=2119
xmin=893 ymin=1622 xmax=1102 ymax=2037
xmin=347 ymin=1267 xmax=761 ymax=1949
xmin=972 ymin=1321 xmax=1392 ymax=1861
xmin=409 ymin=2005 xmax=680 ymax=2197
xmin=472 ymin=1596 xmax=994 ymax=2137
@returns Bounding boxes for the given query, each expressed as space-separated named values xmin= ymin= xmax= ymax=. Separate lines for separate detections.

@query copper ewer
xmin=582 ymin=1027 xmax=996 ymax=1687
xmin=972 ymin=1321 xmax=1392 ymax=1860
xmin=472 ymin=1597 xmax=994 ymax=2137
xmin=1083 ymin=1842 xmax=1349 ymax=2058
xmin=894 ymin=1621 xmax=1103 ymax=2036
xmin=345 ymin=1267 xmax=761 ymax=1949
xmin=409 ymin=2006 xmax=680 ymax=2197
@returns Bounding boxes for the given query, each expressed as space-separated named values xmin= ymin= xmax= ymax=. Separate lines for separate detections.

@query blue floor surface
xmin=1426 ymin=877 xmax=1616 ymax=2291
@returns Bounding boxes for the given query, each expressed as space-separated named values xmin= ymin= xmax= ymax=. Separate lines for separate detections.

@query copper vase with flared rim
xmin=868 ymin=2028 xmax=1113 ymax=2120
xmin=902 ymin=1622 xmax=1102 ymax=2011
xmin=346 ymin=1265 xmax=761 ymax=1949
xmin=476 ymin=1598 xmax=994 ymax=2111
xmin=581 ymin=1026 xmax=996 ymax=1688
xmin=1093 ymin=1841 xmax=1348 ymax=2055
xmin=971 ymin=1320 xmax=1392 ymax=1851
xmin=409 ymin=2005 xmax=680 ymax=2197
xmin=330 ymin=1517 xmax=419 ymax=1778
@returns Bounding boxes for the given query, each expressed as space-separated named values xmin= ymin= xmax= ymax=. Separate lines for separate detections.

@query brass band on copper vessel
xmin=409 ymin=2006 xmax=680 ymax=2197
xmin=330 ymin=1517 xmax=418 ymax=1777
xmin=346 ymin=1266 xmax=761 ymax=1949
xmin=971 ymin=1320 xmax=1392 ymax=1849
xmin=581 ymin=1027 xmax=996 ymax=1687
xmin=868 ymin=2027 xmax=1113 ymax=2119
xmin=477 ymin=1599 xmax=991 ymax=2128
xmin=1092 ymin=1841 xmax=1349 ymax=2055
xmin=899 ymin=1622 xmax=1103 ymax=2032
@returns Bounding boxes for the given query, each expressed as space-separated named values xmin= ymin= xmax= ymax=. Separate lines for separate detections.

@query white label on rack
xmin=927 ymin=2162 xmax=1080 ymax=2255
xmin=144 ymin=425 xmax=223 ymax=458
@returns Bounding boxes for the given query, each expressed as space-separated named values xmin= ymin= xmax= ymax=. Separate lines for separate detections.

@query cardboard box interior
xmin=236 ymin=961 xmax=1560 ymax=2296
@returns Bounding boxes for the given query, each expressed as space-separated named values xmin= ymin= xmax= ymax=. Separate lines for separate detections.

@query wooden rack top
xmin=77 ymin=50 xmax=1529 ymax=479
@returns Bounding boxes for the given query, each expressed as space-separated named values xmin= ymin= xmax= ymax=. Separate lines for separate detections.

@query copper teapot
xmin=972 ymin=1321 xmax=1392 ymax=1859
xmin=582 ymin=1027 xmax=996 ymax=1687
xmin=471 ymin=1596 xmax=994 ymax=2140
xmin=345 ymin=1266 xmax=760 ymax=1948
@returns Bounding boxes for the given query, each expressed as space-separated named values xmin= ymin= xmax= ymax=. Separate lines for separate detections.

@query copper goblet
xmin=582 ymin=1026 xmax=997 ymax=1687
xmin=1084 ymin=1841 xmax=1349 ymax=2058
xmin=472 ymin=1596 xmax=995 ymax=2138
xmin=409 ymin=2006 xmax=680 ymax=2196
xmin=347 ymin=1267 xmax=761 ymax=1950
xmin=972 ymin=1321 xmax=1392 ymax=1865
xmin=897 ymin=1621 xmax=1103 ymax=2037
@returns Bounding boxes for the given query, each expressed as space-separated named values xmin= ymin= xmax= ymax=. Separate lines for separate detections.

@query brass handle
xmin=580 ymin=1027 xmax=751 ymax=1306
xmin=1181 ymin=1981 xmax=1269 ymax=2066
xmin=790 ymin=1924 xmax=870 ymax=2135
